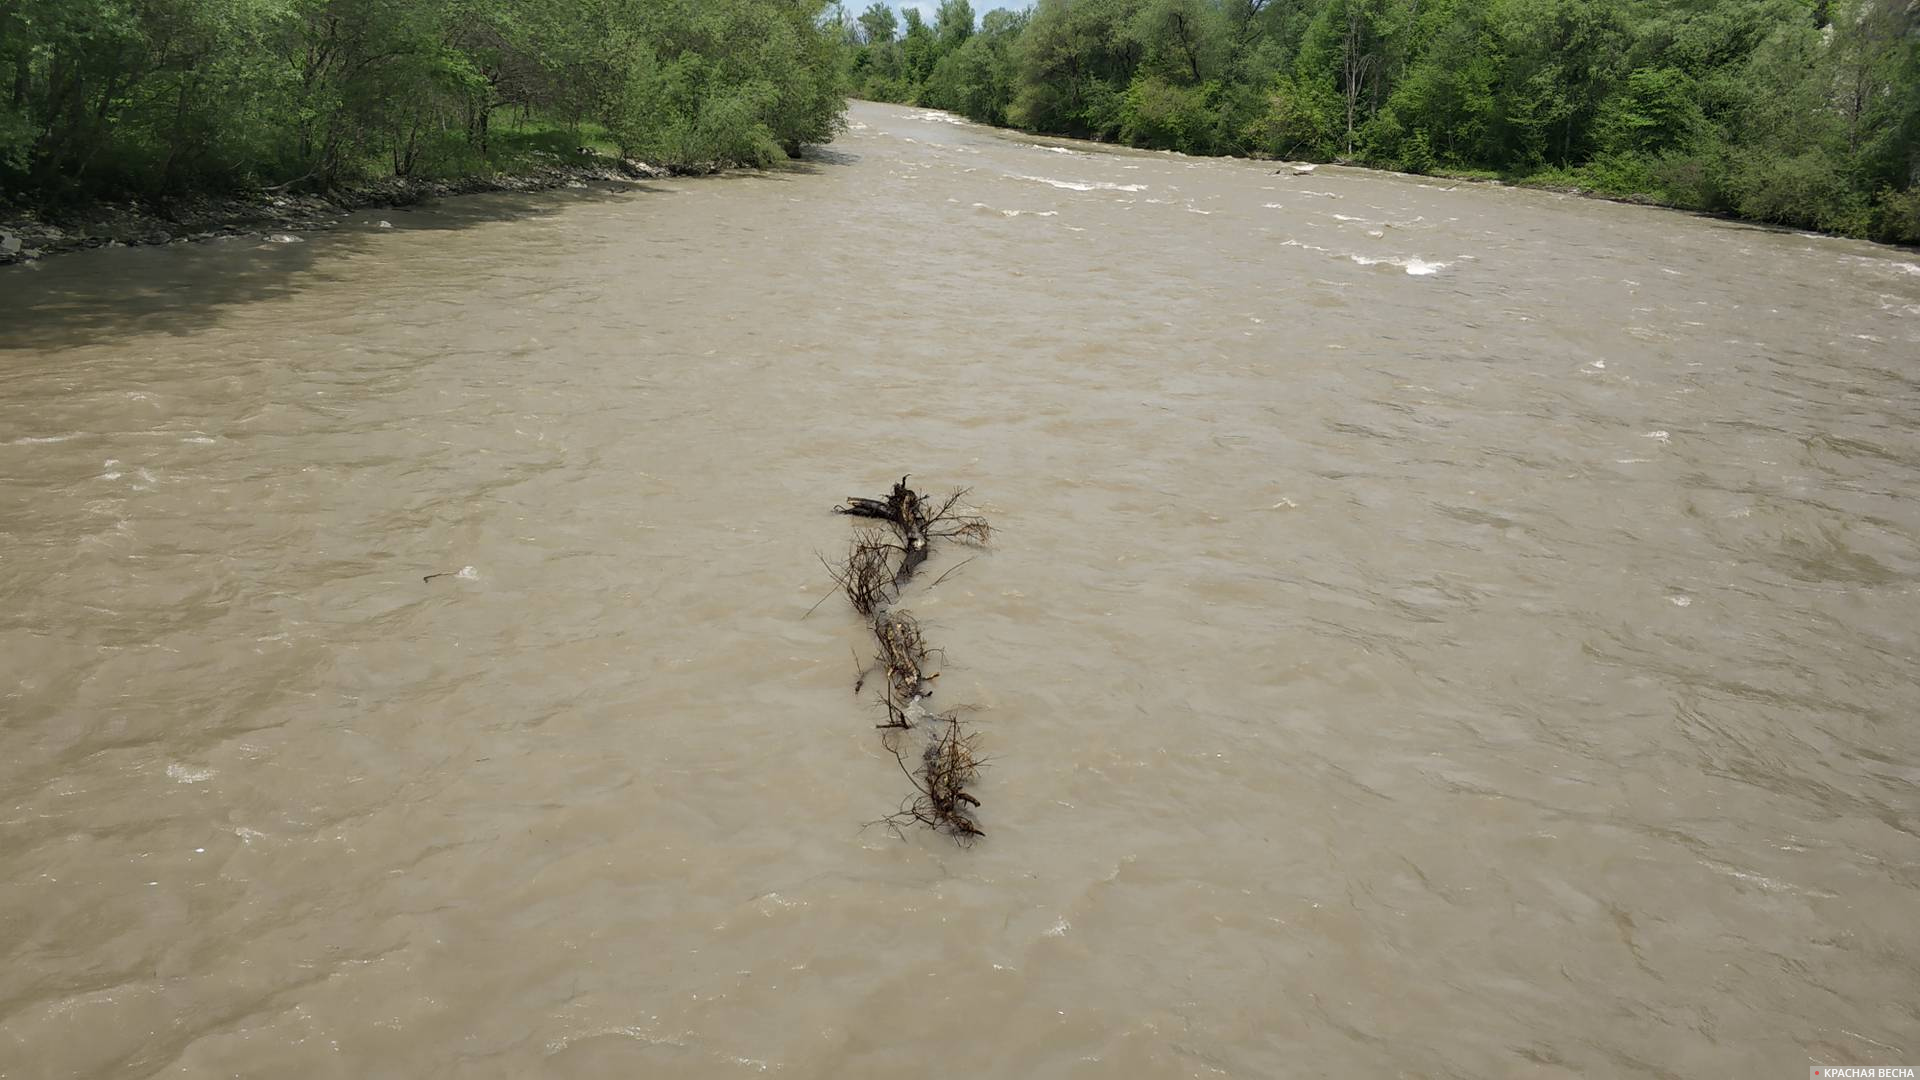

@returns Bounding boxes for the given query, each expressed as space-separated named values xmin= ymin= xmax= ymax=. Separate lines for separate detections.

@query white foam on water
xmin=916 ymin=110 xmax=965 ymax=125
xmin=166 ymin=764 xmax=214 ymax=784
xmin=753 ymin=892 xmax=804 ymax=914
xmin=455 ymin=566 xmax=479 ymax=580
xmin=1184 ymin=207 xmax=1213 ymax=215
xmin=1668 ymin=595 xmax=1693 ymax=607
xmin=1012 ymin=173 xmax=1146 ymax=193
xmin=11 ymin=434 xmax=76 ymax=444
xmin=1262 ymin=202 xmax=1286 ymax=209
xmin=1345 ymin=253 xmax=1450 ymax=275
xmin=1642 ymin=430 xmax=1671 ymax=443
xmin=1016 ymin=175 xmax=1092 ymax=191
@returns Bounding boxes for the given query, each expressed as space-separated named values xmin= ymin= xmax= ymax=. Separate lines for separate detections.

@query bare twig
xmin=929 ymin=556 xmax=977 ymax=590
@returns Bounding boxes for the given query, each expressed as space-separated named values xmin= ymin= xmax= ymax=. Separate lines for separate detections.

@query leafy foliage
xmin=844 ymin=0 xmax=1919 ymax=242
xmin=0 ymin=0 xmax=848 ymax=203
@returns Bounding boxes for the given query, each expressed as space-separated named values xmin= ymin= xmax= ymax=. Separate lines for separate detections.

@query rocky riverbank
xmin=1 ymin=155 xmax=666 ymax=265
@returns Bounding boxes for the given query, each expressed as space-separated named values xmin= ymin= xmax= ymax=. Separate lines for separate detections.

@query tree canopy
xmin=0 ymin=0 xmax=848 ymax=204
xmin=842 ymin=0 xmax=1920 ymax=242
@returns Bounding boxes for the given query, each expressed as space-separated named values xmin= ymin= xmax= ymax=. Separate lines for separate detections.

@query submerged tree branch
xmin=828 ymin=477 xmax=992 ymax=843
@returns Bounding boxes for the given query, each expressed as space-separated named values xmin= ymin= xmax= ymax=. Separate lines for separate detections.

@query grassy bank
xmin=0 ymin=144 xmax=670 ymax=264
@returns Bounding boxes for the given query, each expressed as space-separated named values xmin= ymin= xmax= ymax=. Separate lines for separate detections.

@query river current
xmin=3 ymin=100 xmax=1919 ymax=1077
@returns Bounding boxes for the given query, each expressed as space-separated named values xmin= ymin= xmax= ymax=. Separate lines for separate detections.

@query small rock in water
xmin=1292 ymin=163 xmax=1317 ymax=175
xmin=376 ymin=220 xmax=393 ymax=229
xmin=0 ymin=232 xmax=20 ymax=254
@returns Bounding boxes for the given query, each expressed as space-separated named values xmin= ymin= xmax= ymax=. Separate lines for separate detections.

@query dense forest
xmin=0 ymin=0 xmax=845 ymax=205
xmin=2 ymin=0 xmax=1913 ymax=242
xmin=842 ymin=0 xmax=1920 ymax=243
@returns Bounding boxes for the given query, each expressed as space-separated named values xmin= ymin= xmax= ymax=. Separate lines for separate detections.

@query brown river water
xmin=4 ymin=100 xmax=1920 ymax=1078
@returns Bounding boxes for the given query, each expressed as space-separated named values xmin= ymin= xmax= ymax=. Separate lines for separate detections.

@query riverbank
xmin=1008 ymin=121 xmax=1918 ymax=250
xmin=0 ymin=155 xmax=668 ymax=266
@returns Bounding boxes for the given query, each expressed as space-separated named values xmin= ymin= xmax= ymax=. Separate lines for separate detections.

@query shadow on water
xmin=0 ymin=183 xmax=666 ymax=352
xmin=794 ymin=146 xmax=860 ymax=169
xmin=1701 ymin=213 xmax=1920 ymax=256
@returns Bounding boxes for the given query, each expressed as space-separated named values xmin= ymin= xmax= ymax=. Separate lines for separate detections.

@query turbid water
xmin=4 ymin=100 xmax=1919 ymax=1078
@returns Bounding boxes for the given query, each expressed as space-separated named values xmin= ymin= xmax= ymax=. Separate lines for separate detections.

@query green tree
xmin=857 ymin=2 xmax=899 ymax=43
xmin=936 ymin=0 xmax=976 ymax=49
xmin=0 ymin=0 xmax=847 ymax=203
xmin=902 ymin=7 xmax=940 ymax=83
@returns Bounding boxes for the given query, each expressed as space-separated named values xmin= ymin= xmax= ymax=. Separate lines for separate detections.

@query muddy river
xmin=4 ymin=100 xmax=1919 ymax=1076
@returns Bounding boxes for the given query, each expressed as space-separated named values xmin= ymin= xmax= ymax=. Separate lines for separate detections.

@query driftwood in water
xmin=872 ymin=611 xmax=933 ymax=726
xmin=882 ymin=711 xmax=984 ymax=839
xmin=827 ymin=477 xmax=991 ymax=843
xmin=836 ymin=476 xmax=990 ymax=591
xmin=824 ymin=529 xmax=897 ymax=617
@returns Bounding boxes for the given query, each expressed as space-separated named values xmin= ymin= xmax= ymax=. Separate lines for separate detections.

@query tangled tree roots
xmin=827 ymin=477 xmax=991 ymax=843
xmin=882 ymin=713 xmax=984 ymax=839
xmin=826 ymin=529 xmax=898 ymax=617
xmin=873 ymin=611 xmax=932 ymax=723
